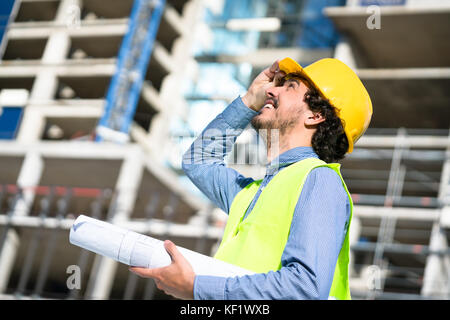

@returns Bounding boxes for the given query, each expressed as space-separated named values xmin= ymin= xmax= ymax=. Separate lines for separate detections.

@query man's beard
xmin=250 ymin=112 xmax=299 ymax=135
xmin=250 ymin=111 xmax=299 ymax=152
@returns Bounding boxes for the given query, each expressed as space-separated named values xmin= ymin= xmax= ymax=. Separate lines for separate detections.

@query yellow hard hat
xmin=278 ymin=57 xmax=372 ymax=153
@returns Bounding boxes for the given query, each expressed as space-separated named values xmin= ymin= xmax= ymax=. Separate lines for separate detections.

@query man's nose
xmin=265 ymin=85 xmax=278 ymax=98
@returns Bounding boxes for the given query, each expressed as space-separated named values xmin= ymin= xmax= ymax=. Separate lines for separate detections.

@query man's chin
xmin=251 ymin=114 xmax=273 ymax=130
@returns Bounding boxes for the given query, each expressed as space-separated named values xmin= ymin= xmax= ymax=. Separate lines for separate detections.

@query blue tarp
xmin=0 ymin=107 xmax=24 ymax=140
xmin=0 ymin=0 xmax=21 ymax=140
xmin=360 ymin=0 xmax=406 ymax=5
xmin=96 ymin=0 xmax=165 ymax=143
xmin=298 ymin=0 xmax=346 ymax=49
xmin=0 ymin=0 xmax=15 ymax=58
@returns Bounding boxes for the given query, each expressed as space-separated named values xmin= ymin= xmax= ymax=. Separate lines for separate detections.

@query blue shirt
xmin=182 ymin=96 xmax=350 ymax=299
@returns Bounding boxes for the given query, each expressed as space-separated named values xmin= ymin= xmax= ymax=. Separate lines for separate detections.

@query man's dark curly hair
xmin=304 ymin=88 xmax=349 ymax=163
xmin=283 ymin=72 xmax=349 ymax=163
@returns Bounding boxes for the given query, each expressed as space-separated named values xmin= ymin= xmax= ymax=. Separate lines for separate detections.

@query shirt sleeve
xmin=194 ymin=166 xmax=351 ymax=300
xmin=182 ymin=96 xmax=258 ymax=214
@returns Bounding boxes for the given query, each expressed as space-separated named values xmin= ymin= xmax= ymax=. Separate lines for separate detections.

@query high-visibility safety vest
xmin=214 ymin=157 xmax=353 ymax=300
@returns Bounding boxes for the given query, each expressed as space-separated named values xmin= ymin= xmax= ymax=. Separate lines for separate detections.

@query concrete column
xmin=147 ymin=74 xmax=187 ymax=165
xmin=348 ymin=216 xmax=361 ymax=277
xmin=85 ymin=147 xmax=144 ymax=299
xmin=0 ymin=151 xmax=44 ymax=292
xmin=421 ymin=222 xmax=450 ymax=298
xmin=334 ymin=40 xmax=357 ymax=70
xmin=146 ymin=112 xmax=172 ymax=164
xmin=15 ymin=107 xmax=47 ymax=144
xmin=147 ymin=0 xmax=204 ymax=164
xmin=172 ymin=0 xmax=204 ymax=65
xmin=0 ymin=231 xmax=19 ymax=293
xmin=14 ymin=151 xmax=44 ymax=217
xmin=17 ymin=0 xmax=80 ymax=142
xmin=148 ymin=0 xmax=204 ymax=168
xmin=345 ymin=0 xmax=360 ymax=7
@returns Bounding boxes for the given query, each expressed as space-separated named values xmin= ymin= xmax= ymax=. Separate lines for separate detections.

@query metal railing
xmin=0 ymin=184 xmax=218 ymax=299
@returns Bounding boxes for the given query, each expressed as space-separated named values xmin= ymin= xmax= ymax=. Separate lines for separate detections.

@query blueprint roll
xmin=69 ymin=215 xmax=254 ymax=277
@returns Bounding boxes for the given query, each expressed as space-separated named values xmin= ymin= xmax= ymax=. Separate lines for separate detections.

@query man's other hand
xmin=129 ymin=240 xmax=195 ymax=300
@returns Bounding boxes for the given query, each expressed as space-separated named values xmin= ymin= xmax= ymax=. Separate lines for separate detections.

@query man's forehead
xmin=283 ymin=72 xmax=306 ymax=81
xmin=284 ymin=77 xmax=300 ymax=84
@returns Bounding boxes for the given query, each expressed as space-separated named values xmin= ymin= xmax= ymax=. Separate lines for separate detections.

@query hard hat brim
xmin=278 ymin=57 xmax=354 ymax=153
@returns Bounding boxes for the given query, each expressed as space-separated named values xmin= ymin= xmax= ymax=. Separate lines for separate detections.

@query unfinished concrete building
xmin=324 ymin=0 xmax=450 ymax=299
xmin=0 ymin=0 xmax=219 ymax=300
xmin=0 ymin=0 xmax=449 ymax=301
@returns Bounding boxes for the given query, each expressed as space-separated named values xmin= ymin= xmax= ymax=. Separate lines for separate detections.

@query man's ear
xmin=305 ymin=111 xmax=326 ymax=126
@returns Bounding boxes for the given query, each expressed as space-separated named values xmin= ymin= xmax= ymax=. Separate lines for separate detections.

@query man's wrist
xmin=221 ymin=96 xmax=258 ymax=129
xmin=241 ymin=92 xmax=258 ymax=112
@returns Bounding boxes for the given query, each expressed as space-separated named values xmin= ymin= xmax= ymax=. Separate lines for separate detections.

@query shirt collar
xmin=266 ymin=147 xmax=319 ymax=176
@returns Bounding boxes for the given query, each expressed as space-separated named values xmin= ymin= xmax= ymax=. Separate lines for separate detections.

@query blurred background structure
xmin=0 ymin=0 xmax=449 ymax=300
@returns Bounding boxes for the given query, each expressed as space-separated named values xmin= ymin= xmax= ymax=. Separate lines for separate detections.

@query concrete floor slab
xmin=357 ymin=68 xmax=450 ymax=129
xmin=325 ymin=6 xmax=450 ymax=68
xmin=197 ymin=48 xmax=333 ymax=68
xmin=15 ymin=0 xmax=59 ymax=22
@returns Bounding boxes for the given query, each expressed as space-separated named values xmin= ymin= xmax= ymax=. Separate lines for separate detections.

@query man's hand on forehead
xmin=264 ymin=60 xmax=286 ymax=86
xmin=242 ymin=60 xmax=286 ymax=111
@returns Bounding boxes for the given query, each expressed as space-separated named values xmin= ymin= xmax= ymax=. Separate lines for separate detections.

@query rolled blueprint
xmin=69 ymin=215 xmax=254 ymax=277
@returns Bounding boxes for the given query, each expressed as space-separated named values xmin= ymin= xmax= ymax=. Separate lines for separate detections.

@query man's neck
xmin=266 ymin=130 xmax=313 ymax=163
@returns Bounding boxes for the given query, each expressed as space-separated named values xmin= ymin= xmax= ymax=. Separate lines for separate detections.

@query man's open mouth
xmin=263 ymin=99 xmax=277 ymax=110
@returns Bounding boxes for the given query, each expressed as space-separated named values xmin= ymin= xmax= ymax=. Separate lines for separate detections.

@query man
xmin=130 ymin=57 xmax=372 ymax=300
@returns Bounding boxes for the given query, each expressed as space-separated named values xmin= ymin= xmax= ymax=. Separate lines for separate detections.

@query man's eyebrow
xmin=284 ymin=77 xmax=301 ymax=85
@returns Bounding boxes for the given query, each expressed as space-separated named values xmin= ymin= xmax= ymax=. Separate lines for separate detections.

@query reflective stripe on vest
xmin=214 ymin=157 xmax=353 ymax=300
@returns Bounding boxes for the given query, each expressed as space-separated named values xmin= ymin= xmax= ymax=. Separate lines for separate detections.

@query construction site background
xmin=0 ymin=0 xmax=449 ymax=300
